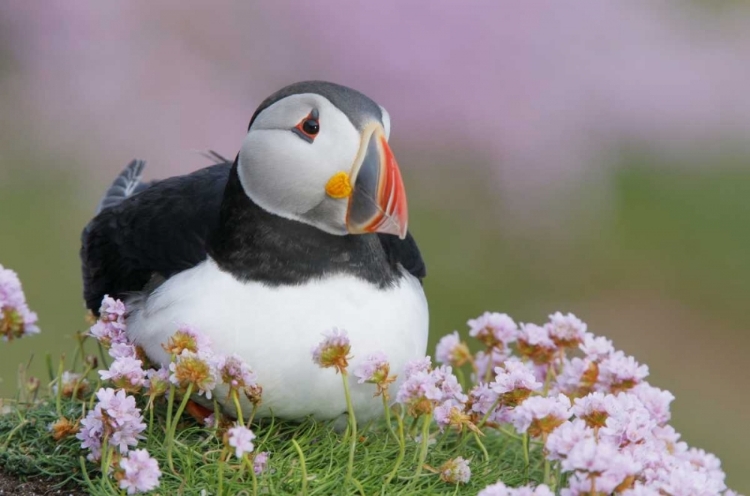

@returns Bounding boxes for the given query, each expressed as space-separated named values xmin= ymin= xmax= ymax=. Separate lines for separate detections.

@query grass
xmin=0 ymin=386 xmax=544 ymax=495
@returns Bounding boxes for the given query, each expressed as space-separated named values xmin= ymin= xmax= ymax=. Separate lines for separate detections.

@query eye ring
xmin=293 ymin=111 xmax=320 ymax=143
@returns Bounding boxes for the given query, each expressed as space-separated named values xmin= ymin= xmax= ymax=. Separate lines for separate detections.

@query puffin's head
xmin=238 ymin=81 xmax=407 ymax=239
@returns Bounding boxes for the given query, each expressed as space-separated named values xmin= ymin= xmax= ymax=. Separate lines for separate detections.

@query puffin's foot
xmin=185 ymin=399 xmax=214 ymax=425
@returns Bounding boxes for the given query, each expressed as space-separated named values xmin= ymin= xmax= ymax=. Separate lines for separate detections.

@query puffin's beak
xmin=346 ymin=124 xmax=408 ymax=239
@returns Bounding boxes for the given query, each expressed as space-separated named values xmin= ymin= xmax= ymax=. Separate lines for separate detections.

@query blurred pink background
xmin=4 ymin=1 xmax=750 ymax=219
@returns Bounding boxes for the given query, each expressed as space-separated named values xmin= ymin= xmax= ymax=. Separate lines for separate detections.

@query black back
xmin=81 ymin=162 xmax=426 ymax=314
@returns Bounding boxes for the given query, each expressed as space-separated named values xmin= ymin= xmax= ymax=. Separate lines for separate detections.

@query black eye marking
xmin=292 ymin=109 xmax=320 ymax=143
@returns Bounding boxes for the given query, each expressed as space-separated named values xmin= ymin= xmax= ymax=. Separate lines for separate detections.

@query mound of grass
xmin=0 ymin=394 xmax=541 ymax=495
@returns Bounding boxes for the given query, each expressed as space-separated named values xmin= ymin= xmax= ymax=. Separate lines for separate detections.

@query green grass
xmin=0 ymin=388 xmax=544 ymax=495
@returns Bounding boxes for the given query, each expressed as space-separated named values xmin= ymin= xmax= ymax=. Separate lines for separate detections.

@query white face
xmin=238 ymin=93 xmax=373 ymax=235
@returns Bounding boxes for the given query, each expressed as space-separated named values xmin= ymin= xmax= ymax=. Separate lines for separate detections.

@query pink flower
xmin=353 ymin=351 xmax=389 ymax=384
xmin=99 ymin=355 xmax=146 ymax=392
xmin=227 ymin=424 xmax=256 ymax=459
xmin=598 ymin=351 xmax=649 ymax=392
xmin=546 ymin=312 xmax=587 ymax=347
xmin=432 ymin=365 xmax=468 ymax=404
xmin=545 ymin=419 xmax=596 ymax=461
xmin=621 ymin=484 xmax=662 ymax=496
xmin=563 ymin=469 xmax=638 ymax=496
xmin=396 ymin=367 xmax=444 ymax=416
xmin=473 ymin=347 xmax=511 ymax=384
xmin=632 ymin=384 xmax=674 ymax=426
xmin=89 ymin=320 xmax=127 ymax=347
xmin=579 ymin=333 xmax=614 ymax=360
xmin=490 ymin=359 xmax=542 ymax=407
xmin=254 ymin=451 xmax=270 ymax=475
xmin=163 ymin=325 xmax=212 ymax=355
xmin=109 ymin=342 xmax=137 ymax=359
xmin=311 ymin=327 xmax=351 ymax=373
xmin=517 ymin=323 xmax=557 ymax=365
xmin=145 ymin=367 xmax=170 ymax=397
xmin=403 ymin=356 xmax=432 ymax=378
xmin=77 ymin=388 xmax=146 ymax=461
xmin=571 ymin=392 xmax=617 ymax=428
xmin=118 ymin=449 xmax=161 ymax=494
xmin=353 ymin=351 xmax=395 ymax=397
xmin=203 ymin=414 xmax=217 ymax=429
xmin=562 ymin=437 xmax=641 ymax=479
xmin=655 ymin=464 xmax=727 ymax=496
xmin=169 ymin=350 xmax=219 ymax=399
xmin=478 ymin=481 xmax=554 ymax=496
xmin=217 ymin=354 xmax=258 ymax=393
xmin=0 ymin=264 xmax=40 ymax=340
xmin=467 ymin=312 xmax=518 ymax=348
xmin=435 ymin=331 xmax=471 ymax=366
xmin=99 ymin=295 xmax=126 ymax=323
xmin=439 ymin=456 xmax=471 ymax=484
xmin=599 ymin=392 xmax=656 ymax=446
xmin=511 ymin=393 xmax=571 ymax=437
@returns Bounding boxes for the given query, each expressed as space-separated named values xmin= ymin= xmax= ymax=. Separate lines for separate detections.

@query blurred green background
xmin=1 ymin=1 xmax=749 ymax=492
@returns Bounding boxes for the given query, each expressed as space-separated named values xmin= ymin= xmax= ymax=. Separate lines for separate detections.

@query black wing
xmin=81 ymin=162 xmax=232 ymax=313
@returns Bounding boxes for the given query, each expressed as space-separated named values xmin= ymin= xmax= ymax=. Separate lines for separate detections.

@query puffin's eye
xmin=302 ymin=119 xmax=319 ymax=135
xmin=292 ymin=111 xmax=320 ymax=143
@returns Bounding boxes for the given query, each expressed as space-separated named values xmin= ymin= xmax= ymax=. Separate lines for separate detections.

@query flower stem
xmin=381 ymin=395 xmax=398 ymax=443
xmin=543 ymin=364 xmax=554 ymax=395
xmin=217 ymin=448 xmax=225 ymax=496
xmin=522 ymin=432 xmax=530 ymax=483
xmin=476 ymin=397 xmax=501 ymax=430
xmin=251 ymin=459 xmax=258 ymax=496
xmin=99 ymin=437 xmax=111 ymax=491
xmin=148 ymin=400 xmax=154 ymax=440
xmin=341 ymin=371 xmax=358 ymax=486
xmin=455 ymin=366 xmax=467 ymax=391
xmin=79 ymin=456 xmax=94 ymax=491
xmin=165 ymin=384 xmax=175 ymax=439
xmin=166 ymin=383 xmax=193 ymax=472
xmin=247 ymin=403 xmax=258 ymax=428
xmin=384 ymin=409 xmax=406 ymax=486
xmin=291 ymin=438 xmax=308 ymax=496
xmin=55 ymin=357 xmax=64 ymax=416
xmin=473 ymin=430 xmax=490 ymax=461
xmin=410 ymin=412 xmax=433 ymax=489
xmin=232 ymin=390 xmax=245 ymax=422
xmin=542 ymin=433 xmax=551 ymax=486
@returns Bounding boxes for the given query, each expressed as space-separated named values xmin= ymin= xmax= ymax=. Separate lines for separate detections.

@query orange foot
xmin=185 ymin=400 xmax=214 ymax=425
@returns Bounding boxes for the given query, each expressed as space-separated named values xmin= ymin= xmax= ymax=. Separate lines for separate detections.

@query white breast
xmin=126 ymin=258 xmax=429 ymax=421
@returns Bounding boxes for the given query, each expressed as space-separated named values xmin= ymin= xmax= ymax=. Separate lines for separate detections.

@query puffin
xmin=80 ymin=81 xmax=428 ymax=423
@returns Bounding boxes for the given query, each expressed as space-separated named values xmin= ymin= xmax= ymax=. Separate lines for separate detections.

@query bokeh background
xmin=1 ymin=1 xmax=749 ymax=491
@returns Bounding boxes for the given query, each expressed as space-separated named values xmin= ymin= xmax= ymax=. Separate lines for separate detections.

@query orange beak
xmin=346 ymin=124 xmax=408 ymax=239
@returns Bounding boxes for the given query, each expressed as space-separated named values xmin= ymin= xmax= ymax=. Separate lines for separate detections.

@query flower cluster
xmin=396 ymin=357 xmax=471 ymax=433
xmin=88 ymin=295 xmax=128 ymax=346
xmin=77 ymin=388 xmax=146 ymax=461
xmin=436 ymin=311 xmax=737 ymax=495
xmin=79 ymin=296 xmax=268 ymax=491
xmin=88 ymin=297 xmax=262 ymax=413
xmin=39 ymin=291 xmax=743 ymax=493
xmin=118 ymin=449 xmax=161 ymax=494
xmin=0 ymin=264 xmax=40 ymax=340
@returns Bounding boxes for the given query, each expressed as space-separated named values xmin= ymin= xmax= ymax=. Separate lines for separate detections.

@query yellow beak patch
xmin=325 ymin=171 xmax=353 ymax=199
